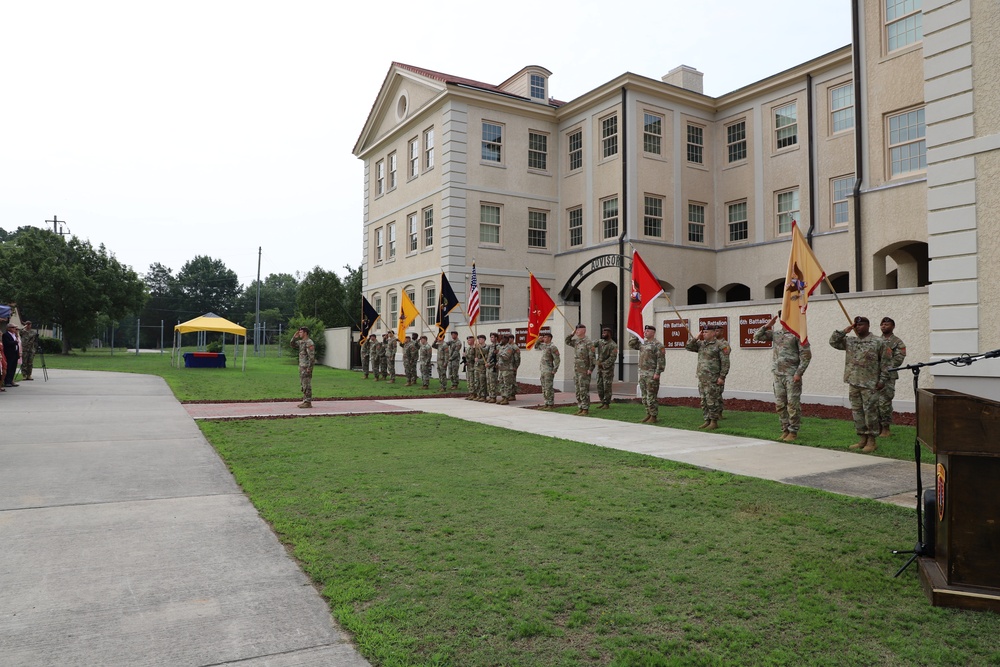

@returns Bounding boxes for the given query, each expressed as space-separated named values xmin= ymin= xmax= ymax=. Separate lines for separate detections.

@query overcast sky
xmin=0 ymin=1 xmax=852 ymax=288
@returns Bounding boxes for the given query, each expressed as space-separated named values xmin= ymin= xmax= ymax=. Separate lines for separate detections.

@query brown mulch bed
xmin=636 ymin=395 xmax=915 ymax=426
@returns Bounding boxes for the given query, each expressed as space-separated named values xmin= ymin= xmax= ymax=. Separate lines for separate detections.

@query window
xmin=407 ymin=213 xmax=418 ymax=252
xmin=831 ymin=84 xmax=855 ymax=133
xmin=886 ymin=0 xmax=922 ymax=52
xmin=643 ymin=113 xmax=662 ymax=155
xmin=568 ymin=207 xmax=583 ymax=247
xmin=423 ymin=127 xmax=435 ymax=170
xmin=832 ymin=176 xmax=855 ymax=225
xmin=601 ymin=115 xmax=618 ymax=158
xmin=687 ymin=124 xmax=704 ymax=164
xmin=374 ymin=296 xmax=382 ymax=325
xmin=643 ymin=196 xmax=663 ymax=238
xmin=776 ymin=189 xmax=799 ymax=234
xmin=481 ymin=286 xmax=501 ymax=322
xmin=528 ymin=210 xmax=547 ymax=248
xmin=482 ymin=121 xmax=503 ymax=163
xmin=480 ymin=204 xmax=501 ymax=244
xmin=727 ymin=121 xmax=747 ymax=163
xmin=408 ymin=138 xmax=419 ymax=178
xmin=568 ymin=130 xmax=583 ymax=171
xmin=530 ymin=74 xmax=545 ymax=100
xmin=375 ymin=227 xmax=384 ymax=262
xmin=889 ymin=108 xmax=926 ymax=176
xmin=728 ymin=201 xmax=748 ymax=243
xmin=424 ymin=287 xmax=437 ymax=324
xmin=422 ymin=206 xmax=434 ymax=247
xmin=375 ymin=159 xmax=385 ymax=196
xmin=387 ymin=223 xmax=396 ymax=259
xmin=389 ymin=293 xmax=398 ymax=327
xmin=528 ymin=132 xmax=547 ymax=171
xmin=601 ymin=197 xmax=619 ymax=239
xmin=775 ymin=103 xmax=797 ymax=149
xmin=388 ymin=152 xmax=397 ymax=190
xmin=688 ymin=203 xmax=706 ymax=243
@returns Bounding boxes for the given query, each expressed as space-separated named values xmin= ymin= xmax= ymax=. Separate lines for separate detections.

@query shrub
xmin=285 ymin=315 xmax=326 ymax=362
xmin=38 ymin=336 xmax=63 ymax=355
xmin=206 ymin=340 xmax=223 ymax=353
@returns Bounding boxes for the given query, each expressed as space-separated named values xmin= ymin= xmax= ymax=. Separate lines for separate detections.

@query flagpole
xmin=624 ymin=244 xmax=694 ymax=339
xmin=822 ymin=276 xmax=855 ymax=325
xmin=525 ymin=266 xmax=577 ymax=330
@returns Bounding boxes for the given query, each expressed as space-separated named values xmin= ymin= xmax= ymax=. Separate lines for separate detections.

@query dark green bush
xmin=285 ymin=315 xmax=326 ymax=362
xmin=206 ymin=340 xmax=223 ymax=353
xmin=38 ymin=336 xmax=63 ymax=354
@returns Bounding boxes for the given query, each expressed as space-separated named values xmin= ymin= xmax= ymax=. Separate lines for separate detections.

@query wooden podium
xmin=916 ymin=388 xmax=1000 ymax=611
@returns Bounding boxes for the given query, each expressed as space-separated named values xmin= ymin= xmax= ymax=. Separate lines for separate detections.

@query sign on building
xmin=739 ymin=314 xmax=773 ymax=348
xmin=663 ymin=319 xmax=690 ymax=349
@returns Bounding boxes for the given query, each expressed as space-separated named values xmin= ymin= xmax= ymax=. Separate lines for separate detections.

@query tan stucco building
xmin=354 ymin=0 xmax=1000 ymax=408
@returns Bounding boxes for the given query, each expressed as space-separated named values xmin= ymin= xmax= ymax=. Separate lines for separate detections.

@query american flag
xmin=467 ymin=263 xmax=481 ymax=326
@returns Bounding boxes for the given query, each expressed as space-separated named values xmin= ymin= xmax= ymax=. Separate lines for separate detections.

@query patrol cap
xmin=881 ymin=317 xmax=895 ymax=325
xmin=644 ymin=325 xmax=656 ymax=331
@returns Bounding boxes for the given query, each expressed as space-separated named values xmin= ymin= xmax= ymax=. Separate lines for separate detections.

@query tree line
xmin=0 ymin=226 xmax=361 ymax=352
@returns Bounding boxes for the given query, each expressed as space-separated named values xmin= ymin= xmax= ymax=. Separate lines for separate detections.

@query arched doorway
xmin=600 ymin=283 xmax=618 ymax=338
xmin=873 ymin=242 xmax=929 ymax=289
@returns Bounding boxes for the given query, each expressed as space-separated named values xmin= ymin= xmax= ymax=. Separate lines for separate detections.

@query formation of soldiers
xmin=357 ymin=313 xmax=906 ymax=451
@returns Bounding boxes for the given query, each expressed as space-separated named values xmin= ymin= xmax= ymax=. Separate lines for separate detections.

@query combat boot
xmin=499 ymin=398 xmax=509 ymax=405
xmin=879 ymin=426 xmax=891 ymax=437
xmin=705 ymin=420 xmax=718 ymax=430
xmin=698 ymin=420 xmax=710 ymax=429
xmin=578 ymin=409 xmax=589 ymax=416
xmin=640 ymin=415 xmax=651 ymax=423
xmin=600 ymin=403 xmax=610 ymax=410
xmin=647 ymin=416 xmax=658 ymax=424
xmin=782 ymin=432 xmax=798 ymax=442
xmin=298 ymin=401 xmax=312 ymax=409
xmin=849 ymin=435 xmax=867 ymax=450
xmin=862 ymin=436 xmax=878 ymax=453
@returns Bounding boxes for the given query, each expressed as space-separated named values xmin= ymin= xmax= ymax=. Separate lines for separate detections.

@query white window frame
xmin=831 ymin=84 xmax=855 ymax=133
xmin=407 ymin=213 xmax=418 ymax=253
xmin=832 ymin=176 xmax=855 ymax=226
xmin=480 ymin=286 xmax=501 ymax=323
xmin=388 ymin=152 xmax=397 ymax=191
xmin=423 ymin=127 xmax=435 ymax=170
xmin=568 ymin=206 xmax=583 ymax=247
xmin=688 ymin=202 xmax=706 ymax=244
xmin=643 ymin=112 xmax=662 ymax=156
xmin=482 ymin=121 xmax=504 ymax=164
xmin=601 ymin=197 xmax=619 ymax=239
xmin=727 ymin=200 xmax=749 ymax=244
xmin=888 ymin=107 xmax=926 ymax=177
xmin=643 ymin=195 xmax=663 ymax=238
xmin=687 ymin=124 xmax=704 ymax=164
xmin=480 ymin=203 xmax=501 ymax=245
xmin=528 ymin=209 xmax=548 ymax=249
xmin=775 ymin=103 xmax=797 ymax=150
xmin=424 ymin=285 xmax=437 ymax=324
xmin=388 ymin=291 xmax=398 ymax=328
xmin=374 ymin=295 xmax=383 ymax=328
xmin=528 ymin=131 xmax=548 ymax=171
xmin=408 ymin=138 xmax=419 ymax=179
xmin=530 ymin=73 xmax=546 ymax=100
xmin=375 ymin=227 xmax=384 ymax=263
xmin=776 ymin=188 xmax=799 ymax=235
xmin=422 ymin=206 xmax=434 ymax=248
xmin=387 ymin=222 xmax=396 ymax=259
xmin=886 ymin=0 xmax=923 ymax=53
xmin=375 ymin=159 xmax=385 ymax=197
xmin=601 ymin=115 xmax=618 ymax=159
xmin=727 ymin=120 xmax=747 ymax=163
xmin=568 ymin=129 xmax=583 ymax=171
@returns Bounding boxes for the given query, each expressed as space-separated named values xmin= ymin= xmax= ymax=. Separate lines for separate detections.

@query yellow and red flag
xmin=526 ymin=273 xmax=556 ymax=350
xmin=398 ymin=290 xmax=419 ymax=344
xmin=780 ymin=221 xmax=827 ymax=344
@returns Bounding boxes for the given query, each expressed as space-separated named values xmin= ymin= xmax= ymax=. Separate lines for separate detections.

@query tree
xmin=138 ymin=262 xmax=181 ymax=346
xmin=0 ymin=226 xmax=147 ymax=352
xmin=296 ymin=267 xmax=348 ymax=328
xmin=234 ymin=272 xmax=298 ymax=331
xmin=175 ymin=255 xmax=240 ymax=319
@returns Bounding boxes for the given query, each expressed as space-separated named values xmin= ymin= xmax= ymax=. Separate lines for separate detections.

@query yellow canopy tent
xmin=172 ymin=312 xmax=247 ymax=371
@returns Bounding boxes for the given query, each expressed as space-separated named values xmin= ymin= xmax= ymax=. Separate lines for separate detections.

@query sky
xmin=0 ymin=1 xmax=853 ymax=288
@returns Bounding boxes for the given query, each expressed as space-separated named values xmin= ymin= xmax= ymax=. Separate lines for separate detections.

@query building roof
xmin=393 ymin=62 xmax=565 ymax=107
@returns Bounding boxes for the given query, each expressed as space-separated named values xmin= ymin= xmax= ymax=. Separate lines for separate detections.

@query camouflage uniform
xmin=565 ymin=333 xmax=596 ymax=411
xmin=754 ymin=326 xmax=811 ymax=435
xmin=536 ymin=340 xmax=561 ymax=407
xmin=360 ymin=337 xmax=373 ymax=378
xmin=880 ymin=333 xmax=907 ymax=428
xmin=373 ymin=337 xmax=386 ymax=380
xmin=418 ymin=341 xmax=433 ymax=388
xmin=384 ymin=336 xmax=398 ymax=382
xmin=463 ymin=340 xmax=479 ymax=399
xmin=447 ymin=336 xmax=462 ymax=388
xmin=509 ymin=343 xmax=521 ymax=400
xmin=685 ymin=335 xmax=731 ymax=422
xmin=290 ymin=334 xmax=316 ymax=403
xmin=402 ymin=336 xmax=418 ymax=385
xmin=628 ymin=334 xmax=666 ymax=419
xmin=433 ymin=338 xmax=449 ymax=390
xmin=496 ymin=340 xmax=516 ymax=404
xmin=830 ymin=330 xmax=891 ymax=437
xmin=473 ymin=341 xmax=487 ymax=401
xmin=19 ymin=326 xmax=39 ymax=380
xmin=595 ymin=337 xmax=618 ymax=407
xmin=485 ymin=337 xmax=500 ymax=402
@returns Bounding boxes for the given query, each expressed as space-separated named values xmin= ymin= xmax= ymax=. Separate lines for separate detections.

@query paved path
xmin=0 ymin=370 xmax=370 ymax=667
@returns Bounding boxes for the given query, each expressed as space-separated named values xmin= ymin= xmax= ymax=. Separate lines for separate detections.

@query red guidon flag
xmin=626 ymin=251 xmax=664 ymax=339
xmin=526 ymin=273 xmax=556 ymax=350
xmin=780 ymin=221 xmax=827 ymax=344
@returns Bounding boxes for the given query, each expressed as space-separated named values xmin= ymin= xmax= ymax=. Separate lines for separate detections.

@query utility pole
xmin=45 ymin=215 xmax=70 ymax=236
xmin=254 ymin=246 xmax=262 ymax=354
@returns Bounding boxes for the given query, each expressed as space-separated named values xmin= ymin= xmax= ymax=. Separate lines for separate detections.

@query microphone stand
xmin=890 ymin=348 xmax=1000 ymax=577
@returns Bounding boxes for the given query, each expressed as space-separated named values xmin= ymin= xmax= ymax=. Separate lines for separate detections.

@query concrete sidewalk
xmin=0 ymin=370 xmax=370 ymax=667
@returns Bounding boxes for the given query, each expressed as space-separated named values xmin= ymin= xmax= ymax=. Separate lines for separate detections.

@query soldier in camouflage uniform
xmin=447 ymin=330 xmax=462 ymax=389
xmin=373 ymin=334 xmax=386 ymax=380
xmin=629 ymin=324 xmax=666 ymax=423
xmin=418 ymin=335 xmax=433 ymax=388
xmin=496 ymin=334 xmax=517 ymax=405
xmin=509 ymin=337 xmax=521 ymax=401
xmin=402 ymin=333 xmax=419 ymax=385
xmin=830 ymin=316 xmax=892 ymax=453
xmin=485 ymin=332 xmax=500 ymax=403
xmin=18 ymin=321 xmax=39 ymax=381
xmin=565 ymin=324 xmax=596 ymax=415
xmin=384 ymin=331 xmax=398 ymax=383
xmin=754 ymin=313 xmax=811 ymax=441
xmin=290 ymin=327 xmax=316 ymax=408
xmin=536 ymin=331 xmax=561 ymax=409
xmin=360 ymin=334 xmax=375 ymax=379
xmin=474 ymin=334 xmax=488 ymax=402
xmin=685 ymin=325 xmax=731 ymax=429
xmin=433 ymin=335 xmax=449 ymax=391
xmin=595 ymin=327 xmax=618 ymax=409
xmin=878 ymin=317 xmax=907 ymax=436
xmin=464 ymin=336 xmax=479 ymax=400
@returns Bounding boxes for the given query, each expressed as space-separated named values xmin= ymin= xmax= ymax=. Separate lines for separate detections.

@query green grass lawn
xmin=202 ymin=414 xmax=1000 ymax=667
